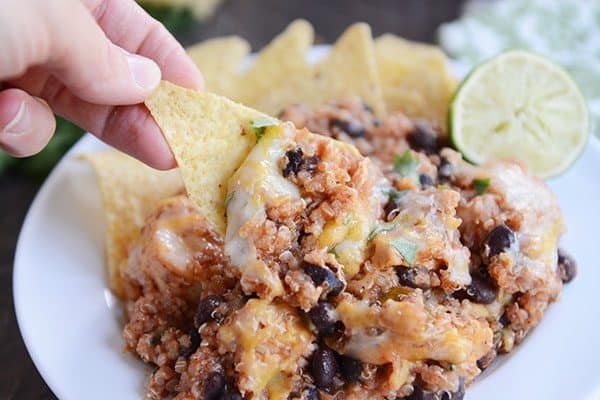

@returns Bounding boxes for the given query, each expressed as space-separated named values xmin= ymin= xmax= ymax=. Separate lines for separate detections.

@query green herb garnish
xmin=389 ymin=237 xmax=418 ymax=266
xmin=327 ymin=247 xmax=339 ymax=259
xmin=386 ymin=188 xmax=409 ymax=203
xmin=224 ymin=192 xmax=234 ymax=216
xmin=367 ymin=222 xmax=398 ymax=242
xmin=251 ymin=116 xmax=280 ymax=141
xmin=393 ymin=150 xmax=419 ymax=182
xmin=473 ymin=177 xmax=491 ymax=195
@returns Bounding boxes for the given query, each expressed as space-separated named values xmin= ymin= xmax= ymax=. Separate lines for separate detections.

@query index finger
xmin=83 ymin=0 xmax=204 ymax=91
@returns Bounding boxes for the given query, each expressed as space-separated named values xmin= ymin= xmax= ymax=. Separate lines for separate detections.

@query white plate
xmin=14 ymin=49 xmax=600 ymax=399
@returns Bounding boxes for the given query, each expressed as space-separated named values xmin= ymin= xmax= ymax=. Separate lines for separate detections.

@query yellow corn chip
xmin=239 ymin=21 xmax=386 ymax=117
xmin=187 ymin=36 xmax=250 ymax=97
xmin=145 ymin=81 xmax=266 ymax=235
xmin=84 ymin=151 xmax=183 ymax=299
xmin=308 ymin=23 xmax=386 ymax=116
xmin=375 ymin=34 xmax=457 ymax=128
xmin=238 ymin=19 xmax=314 ymax=113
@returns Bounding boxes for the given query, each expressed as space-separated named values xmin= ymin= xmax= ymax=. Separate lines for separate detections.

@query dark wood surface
xmin=0 ymin=1 xmax=464 ymax=398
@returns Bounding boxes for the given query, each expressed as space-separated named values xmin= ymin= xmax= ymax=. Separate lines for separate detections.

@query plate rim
xmin=12 ymin=52 xmax=600 ymax=399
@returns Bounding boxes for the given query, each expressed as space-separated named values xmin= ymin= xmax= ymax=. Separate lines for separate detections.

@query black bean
xmin=203 ymin=371 xmax=226 ymax=400
xmin=329 ymin=118 xmax=366 ymax=138
xmin=222 ymin=385 xmax=243 ymax=400
xmin=311 ymin=345 xmax=338 ymax=390
xmin=558 ymin=248 xmax=577 ymax=283
xmin=337 ymin=355 xmax=362 ymax=383
xmin=195 ymin=295 xmax=223 ymax=327
xmin=408 ymin=121 xmax=439 ymax=154
xmin=406 ymin=385 xmax=438 ymax=400
xmin=407 ymin=383 xmax=464 ymax=400
xmin=451 ymin=379 xmax=465 ymax=400
xmin=300 ymin=155 xmax=319 ymax=174
xmin=455 ymin=274 xmax=497 ymax=304
xmin=308 ymin=302 xmax=338 ymax=336
xmin=150 ymin=332 xmax=162 ymax=346
xmin=486 ymin=224 xmax=516 ymax=257
xmin=477 ymin=350 xmax=496 ymax=371
xmin=283 ymin=147 xmax=304 ymax=177
xmin=395 ymin=266 xmax=425 ymax=289
xmin=303 ymin=262 xmax=344 ymax=298
xmin=303 ymin=386 xmax=319 ymax=400
xmin=419 ymin=174 xmax=434 ymax=187
xmin=499 ymin=312 xmax=510 ymax=327
xmin=384 ymin=199 xmax=401 ymax=221
xmin=437 ymin=158 xmax=453 ymax=180
xmin=180 ymin=328 xmax=201 ymax=358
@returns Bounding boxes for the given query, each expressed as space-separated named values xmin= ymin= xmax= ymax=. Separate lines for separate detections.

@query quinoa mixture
xmin=121 ymin=98 xmax=576 ymax=400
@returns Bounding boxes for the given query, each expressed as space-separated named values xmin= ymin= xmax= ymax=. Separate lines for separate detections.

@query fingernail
xmin=3 ymin=101 xmax=29 ymax=136
xmin=125 ymin=53 xmax=161 ymax=90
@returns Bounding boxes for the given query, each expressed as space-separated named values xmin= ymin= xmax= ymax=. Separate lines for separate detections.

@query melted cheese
xmin=335 ymin=295 xmax=492 ymax=366
xmin=318 ymin=159 xmax=388 ymax=277
xmin=225 ymin=124 xmax=301 ymax=299
xmin=154 ymin=228 xmax=190 ymax=273
xmin=218 ymin=299 xmax=314 ymax=400
xmin=372 ymin=189 xmax=471 ymax=288
xmin=486 ymin=162 xmax=563 ymax=294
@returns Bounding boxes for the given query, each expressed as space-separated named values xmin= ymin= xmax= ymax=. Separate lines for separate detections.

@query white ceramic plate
xmin=14 ymin=48 xmax=600 ymax=400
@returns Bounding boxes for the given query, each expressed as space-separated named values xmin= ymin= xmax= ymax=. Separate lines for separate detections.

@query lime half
xmin=449 ymin=50 xmax=589 ymax=178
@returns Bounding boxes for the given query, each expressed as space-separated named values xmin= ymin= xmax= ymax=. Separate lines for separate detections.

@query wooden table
xmin=0 ymin=0 xmax=463 ymax=398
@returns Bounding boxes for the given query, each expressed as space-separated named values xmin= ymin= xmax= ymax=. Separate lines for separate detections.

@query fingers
xmin=83 ymin=0 xmax=203 ymax=90
xmin=97 ymin=104 xmax=176 ymax=170
xmin=37 ymin=75 xmax=175 ymax=170
xmin=40 ymin=0 xmax=162 ymax=105
xmin=0 ymin=88 xmax=55 ymax=157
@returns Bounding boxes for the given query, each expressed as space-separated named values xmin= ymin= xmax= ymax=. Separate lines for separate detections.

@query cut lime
xmin=449 ymin=50 xmax=589 ymax=178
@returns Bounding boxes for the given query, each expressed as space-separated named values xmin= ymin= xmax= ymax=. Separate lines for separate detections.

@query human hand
xmin=0 ymin=0 xmax=203 ymax=169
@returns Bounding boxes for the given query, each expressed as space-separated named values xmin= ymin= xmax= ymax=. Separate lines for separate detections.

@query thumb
xmin=44 ymin=0 xmax=161 ymax=105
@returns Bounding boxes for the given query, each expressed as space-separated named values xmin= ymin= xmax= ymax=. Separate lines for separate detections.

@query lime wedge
xmin=449 ymin=50 xmax=589 ymax=178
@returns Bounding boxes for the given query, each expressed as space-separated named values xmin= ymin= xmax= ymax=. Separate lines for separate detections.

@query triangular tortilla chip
xmin=187 ymin=36 xmax=250 ymax=97
xmin=307 ymin=23 xmax=386 ymax=116
xmin=145 ymin=81 xmax=266 ymax=235
xmin=375 ymin=34 xmax=457 ymax=127
xmin=237 ymin=19 xmax=314 ymax=113
xmin=239 ymin=21 xmax=386 ymax=117
xmin=84 ymin=151 xmax=183 ymax=298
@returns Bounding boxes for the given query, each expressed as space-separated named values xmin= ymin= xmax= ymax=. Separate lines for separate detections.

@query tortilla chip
xmin=308 ymin=23 xmax=386 ymax=116
xmin=239 ymin=21 xmax=386 ymax=117
xmin=145 ymin=81 xmax=266 ymax=235
xmin=237 ymin=19 xmax=314 ymax=113
xmin=375 ymin=34 xmax=457 ymax=128
xmin=84 ymin=151 xmax=183 ymax=299
xmin=187 ymin=36 xmax=250 ymax=97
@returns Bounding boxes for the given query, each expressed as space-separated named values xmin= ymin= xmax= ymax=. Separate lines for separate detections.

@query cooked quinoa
xmin=121 ymin=98 xmax=576 ymax=400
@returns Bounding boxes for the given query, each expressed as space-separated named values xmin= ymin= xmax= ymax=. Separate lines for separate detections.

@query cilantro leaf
xmin=473 ymin=177 xmax=491 ymax=195
xmin=367 ymin=222 xmax=398 ymax=242
xmin=224 ymin=192 xmax=234 ymax=216
xmin=393 ymin=150 xmax=419 ymax=182
xmin=389 ymin=237 xmax=418 ymax=266
xmin=386 ymin=188 xmax=409 ymax=203
xmin=251 ymin=116 xmax=281 ymax=141
xmin=327 ymin=247 xmax=339 ymax=259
